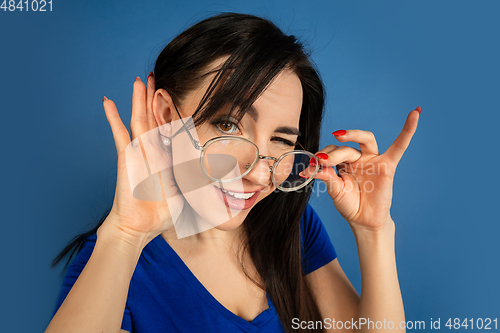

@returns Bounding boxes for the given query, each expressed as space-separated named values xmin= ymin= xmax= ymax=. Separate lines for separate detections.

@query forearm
xmin=45 ymin=220 xmax=147 ymax=333
xmin=352 ymin=220 xmax=405 ymax=332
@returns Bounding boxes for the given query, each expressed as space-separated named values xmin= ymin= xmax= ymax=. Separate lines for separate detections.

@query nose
xmin=243 ymin=154 xmax=274 ymax=187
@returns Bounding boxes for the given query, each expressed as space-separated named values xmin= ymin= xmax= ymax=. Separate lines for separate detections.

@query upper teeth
xmin=220 ymin=188 xmax=257 ymax=200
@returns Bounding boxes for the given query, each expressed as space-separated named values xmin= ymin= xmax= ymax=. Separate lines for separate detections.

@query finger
xmin=146 ymin=72 xmax=157 ymax=129
xmin=130 ymin=77 xmax=148 ymax=141
xmin=300 ymin=164 xmax=347 ymax=200
xmin=315 ymin=144 xmax=338 ymax=154
xmin=384 ymin=108 xmax=420 ymax=165
xmin=103 ymin=97 xmax=131 ymax=155
xmin=312 ymin=146 xmax=362 ymax=168
xmin=336 ymin=162 xmax=348 ymax=173
xmin=310 ymin=144 xmax=337 ymax=166
xmin=307 ymin=145 xmax=360 ymax=184
xmin=332 ymin=129 xmax=379 ymax=155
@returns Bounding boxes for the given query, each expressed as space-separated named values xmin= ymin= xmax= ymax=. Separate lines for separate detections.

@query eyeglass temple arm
xmin=158 ymin=99 xmax=203 ymax=151
xmin=296 ymin=141 xmax=307 ymax=151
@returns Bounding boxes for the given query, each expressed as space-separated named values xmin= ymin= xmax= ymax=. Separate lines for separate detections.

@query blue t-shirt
xmin=52 ymin=203 xmax=337 ymax=332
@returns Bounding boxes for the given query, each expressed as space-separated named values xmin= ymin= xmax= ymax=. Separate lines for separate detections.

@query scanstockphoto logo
xmin=291 ymin=318 xmax=426 ymax=330
xmin=291 ymin=317 xmax=499 ymax=331
xmin=273 ymin=161 xmax=389 ymax=197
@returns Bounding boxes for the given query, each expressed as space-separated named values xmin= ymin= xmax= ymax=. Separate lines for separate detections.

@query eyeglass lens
xmin=202 ymin=138 xmax=315 ymax=190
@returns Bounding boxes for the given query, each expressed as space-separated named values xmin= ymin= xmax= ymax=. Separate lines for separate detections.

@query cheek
xmin=253 ymin=185 xmax=276 ymax=205
xmin=213 ymin=186 xmax=276 ymax=231
xmin=171 ymin=156 xmax=242 ymax=235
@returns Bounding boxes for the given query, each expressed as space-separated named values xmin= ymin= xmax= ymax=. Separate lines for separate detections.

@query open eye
xmin=211 ymin=117 xmax=241 ymax=135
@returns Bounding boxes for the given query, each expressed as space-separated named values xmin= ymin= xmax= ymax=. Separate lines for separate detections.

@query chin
xmin=213 ymin=206 xmax=253 ymax=231
xmin=213 ymin=218 xmax=246 ymax=231
xmin=211 ymin=190 xmax=272 ymax=231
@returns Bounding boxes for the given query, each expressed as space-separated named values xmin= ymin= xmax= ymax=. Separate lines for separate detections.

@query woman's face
xmin=170 ymin=65 xmax=303 ymax=232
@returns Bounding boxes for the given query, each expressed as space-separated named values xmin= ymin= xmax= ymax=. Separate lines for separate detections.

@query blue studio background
xmin=2 ymin=0 xmax=499 ymax=332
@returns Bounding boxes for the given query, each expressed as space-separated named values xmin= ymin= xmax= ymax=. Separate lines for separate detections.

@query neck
xmin=162 ymin=209 xmax=248 ymax=252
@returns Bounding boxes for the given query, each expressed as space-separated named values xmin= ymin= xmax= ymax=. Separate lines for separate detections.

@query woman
xmin=46 ymin=13 xmax=419 ymax=333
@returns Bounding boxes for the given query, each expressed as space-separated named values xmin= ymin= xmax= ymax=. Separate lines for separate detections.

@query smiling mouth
xmin=218 ymin=188 xmax=258 ymax=200
xmin=212 ymin=185 xmax=264 ymax=210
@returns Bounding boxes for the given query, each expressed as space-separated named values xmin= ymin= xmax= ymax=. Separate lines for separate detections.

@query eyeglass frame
xmin=159 ymin=100 xmax=321 ymax=192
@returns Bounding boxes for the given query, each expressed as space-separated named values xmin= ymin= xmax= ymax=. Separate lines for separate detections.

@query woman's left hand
xmin=302 ymin=107 xmax=420 ymax=231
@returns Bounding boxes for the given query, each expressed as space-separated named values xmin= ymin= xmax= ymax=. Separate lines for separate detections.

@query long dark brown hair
xmin=52 ymin=13 xmax=326 ymax=332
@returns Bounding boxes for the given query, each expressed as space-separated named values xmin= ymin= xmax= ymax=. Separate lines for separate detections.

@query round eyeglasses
xmin=198 ymin=136 xmax=320 ymax=191
xmin=159 ymin=101 xmax=321 ymax=192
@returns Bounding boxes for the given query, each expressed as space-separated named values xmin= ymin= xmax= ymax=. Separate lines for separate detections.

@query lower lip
xmin=213 ymin=186 xmax=261 ymax=210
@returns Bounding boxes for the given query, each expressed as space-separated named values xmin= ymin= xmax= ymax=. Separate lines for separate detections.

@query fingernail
xmin=298 ymin=171 xmax=308 ymax=179
xmin=135 ymin=77 xmax=141 ymax=82
xmin=102 ymin=96 xmax=107 ymax=102
xmin=316 ymin=153 xmax=328 ymax=160
xmin=332 ymin=130 xmax=347 ymax=136
xmin=415 ymin=106 xmax=421 ymax=115
xmin=309 ymin=157 xmax=317 ymax=167
xmin=148 ymin=71 xmax=154 ymax=79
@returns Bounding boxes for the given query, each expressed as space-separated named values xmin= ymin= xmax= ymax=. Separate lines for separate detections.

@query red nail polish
xmin=309 ymin=157 xmax=317 ymax=167
xmin=299 ymin=173 xmax=308 ymax=179
xmin=148 ymin=72 xmax=153 ymax=79
xmin=316 ymin=153 xmax=328 ymax=160
xmin=415 ymin=106 xmax=421 ymax=115
xmin=135 ymin=77 xmax=141 ymax=82
xmin=102 ymin=96 xmax=107 ymax=102
xmin=332 ymin=130 xmax=346 ymax=136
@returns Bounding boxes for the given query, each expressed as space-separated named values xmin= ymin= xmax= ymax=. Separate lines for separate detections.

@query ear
xmin=152 ymin=88 xmax=178 ymax=126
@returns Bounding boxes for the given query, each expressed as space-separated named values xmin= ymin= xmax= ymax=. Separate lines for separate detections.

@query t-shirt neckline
xmin=152 ymin=233 xmax=277 ymax=331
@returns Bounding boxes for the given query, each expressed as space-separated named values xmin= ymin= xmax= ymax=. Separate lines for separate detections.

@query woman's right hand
xmin=99 ymin=74 xmax=182 ymax=246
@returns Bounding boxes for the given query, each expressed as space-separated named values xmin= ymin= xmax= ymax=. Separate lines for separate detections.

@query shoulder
xmin=300 ymin=202 xmax=326 ymax=248
xmin=300 ymin=202 xmax=337 ymax=275
xmin=78 ymin=233 xmax=98 ymax=259
xmin=52 ymin=233 xmax=99 ymax=317
xmin=58 ymin=233 xmax=99 ymax=286
xmin=300 ymin=203 xmax=320 ymax=227
xmin=70 ymin=233 xmax=98 ymax=266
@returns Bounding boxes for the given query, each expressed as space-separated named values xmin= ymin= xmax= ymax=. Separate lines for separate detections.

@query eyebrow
xmin=275 ymin=126 xmax=301 ymax=136
xmin=230 ymin=105 xmax=301 ymax=136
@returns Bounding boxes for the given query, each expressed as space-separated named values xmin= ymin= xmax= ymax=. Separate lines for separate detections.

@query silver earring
xmin=162 ymin=137 xmax=171 ymax=146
